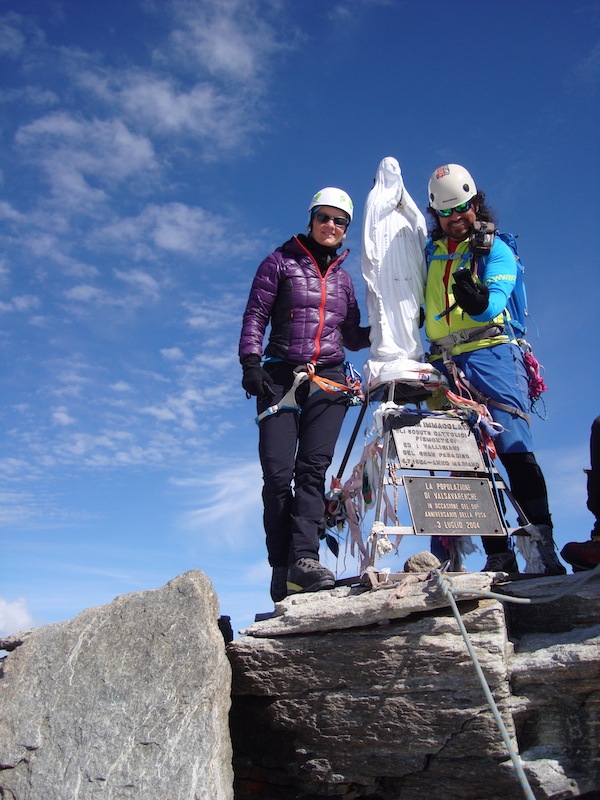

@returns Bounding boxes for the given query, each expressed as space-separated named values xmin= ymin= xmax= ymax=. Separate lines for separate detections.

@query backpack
xmin=497 ymin=231 xmax=527 ymax=337
xmin=497 ymin=232 xmax=547 ymax=410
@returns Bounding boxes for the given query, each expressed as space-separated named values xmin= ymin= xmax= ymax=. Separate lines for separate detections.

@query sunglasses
xmin=314 ymin=212 xmax=349 ymax=228
xmin=437 ymin=200 xmax=472 ymax=218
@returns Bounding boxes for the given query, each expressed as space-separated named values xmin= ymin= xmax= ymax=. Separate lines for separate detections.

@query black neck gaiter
xmin=297 ymin=233 xmax=341 ymax=275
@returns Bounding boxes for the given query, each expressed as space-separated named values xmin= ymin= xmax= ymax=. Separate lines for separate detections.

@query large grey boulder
xmin=0 ymin=570 xmax=233 ymax=800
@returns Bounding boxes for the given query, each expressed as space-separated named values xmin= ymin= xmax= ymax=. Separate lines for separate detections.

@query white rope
xmin=514 ymin=561 xmax=600 ymax=603
xmin=454 ymin=561 xmax=600 ymax=606
xmin=433 ymin=567 xmax=536 ymax=800
xmin=431 ymin=563 xmax=600 ymax=798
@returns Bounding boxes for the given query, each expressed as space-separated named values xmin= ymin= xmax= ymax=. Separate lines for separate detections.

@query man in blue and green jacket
xmin=424 ymin=163 xmax=564 ymax=576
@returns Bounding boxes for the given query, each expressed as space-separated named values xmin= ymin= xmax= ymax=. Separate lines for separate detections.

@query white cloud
xmin=0 ymin=200 xmax=25 ymax=222
xmin=47 ymin=355 xmax=92 ymax=397
xmin=93 ymin=202 xmax=255 ymax=261
xmin=64 ymin=284 xmax=109 ymax=304
xmin=52 ymin=406 xmax=76 ymax=426
xmin=114 ymin=268 xmax=161 ymax=300
xmin=139 ymin=388 xmax=204 ymax=431
xmin=0 ymin=597 xmax=34 ymax=636
xmin=0 ymin=458 xmax=32 ymax=478
xmin=139 ymin=405 xmax=179 ymax=423
xmin=74 ymin=0 xmax=290 ymax=153
xmin=110 ymin=381 xmax=133 ymax=392
xmin=12 ymin=295 xmax=41 ymax=312
xmin=150 ymin=203 xmax=220 ymax=253
xmin=15 ymin=113 xmax=157 ymax=207
xmin=0 ymin=17 xmax=26 ymax=59
xmin=161 ymin=347 xmax=184 ymax=361
xmin=0 ymin=85 xmax=59 ymax=107
xmin=63 ymin=269 xmax=161 ymax=309
xmin=49 ymin=429 xmax=173 ymax=468
xmin=167 ymin=0 xmax=287 ymax=84
xmin=184 ymin=293 xmax=244 ymax=330
xmin=179 ymin=460 xmax=262 ymax=548
xmin=122 ymin=77 xmax=240 ymax=139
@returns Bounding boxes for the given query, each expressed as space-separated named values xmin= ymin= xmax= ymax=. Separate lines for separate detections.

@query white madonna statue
xmin=361 ymin=156 xmax=442 ymax=392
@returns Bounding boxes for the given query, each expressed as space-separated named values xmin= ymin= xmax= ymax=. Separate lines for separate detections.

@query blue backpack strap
xmin=425 ymin=237 xmax=471 ymax=271
xmin=424 ymin=237 xmax=436 ymax=269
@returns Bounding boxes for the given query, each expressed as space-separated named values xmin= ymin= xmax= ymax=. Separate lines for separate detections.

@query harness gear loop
xmin=432 ymin=334 xmax=530 ymax=425
xmin=430 ymin=325 xmax=507 ymax=350
xmin=255 ymin=362 xmax=363 ymax=425
xmin=255 ymin=367 xmax=308 ymax=424
xmin=443 ymin=363 xmax=530 ymax=424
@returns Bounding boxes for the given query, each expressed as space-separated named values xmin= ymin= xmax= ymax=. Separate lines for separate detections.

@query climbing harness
xmin=439 ymin=354 xmax=531 ymax=424
xmin=430 ymin=324 xmax=506 ymax=350
xmin=255 ymin=361 xmax=363 ymax=425
xmin=427 ymin=231 xmax=549 ymax=419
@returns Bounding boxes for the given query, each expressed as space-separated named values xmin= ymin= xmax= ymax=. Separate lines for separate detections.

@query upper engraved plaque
xmin=391 ymin=415 xmax=484 ymax=472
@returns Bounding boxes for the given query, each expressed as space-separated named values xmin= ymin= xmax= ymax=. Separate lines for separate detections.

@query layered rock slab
xmin=230 ymin=574 xmax=519 ymax=799
xmin=229 ymin=571 xmax=600 ymax=799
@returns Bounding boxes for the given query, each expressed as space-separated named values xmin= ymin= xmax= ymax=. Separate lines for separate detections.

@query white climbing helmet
xmin=428 ymin=164 xmax=477 ymax=211
xmin=308 ymin=187 xmax=354 ymax=222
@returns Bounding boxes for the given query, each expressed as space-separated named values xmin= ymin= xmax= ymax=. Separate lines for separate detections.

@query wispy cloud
xmin=93 ymin=202 xmax=234 ymax=258
xmin=0 ymin=294 xmax=41 ymax=313
xmin=71 ymin=0 xmax=289 ymax=156
xmin=15 ymin=114 xmax=157 ymax=208
xmin=570 ymin=39 xmax=600 ymax=87
xmin=167 ymin=0 xmax=285 ymax=83
xmin=0 ymin=13 xmax=27 ymax=59
xmin=176 ymin=460 xmax=263 ymax=549
xmin=52 ymin=406 xmax=76 ymax=426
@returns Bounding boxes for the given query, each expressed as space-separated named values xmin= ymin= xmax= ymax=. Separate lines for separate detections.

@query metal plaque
xmin=391 ymin=416 xmax=484 ymax=471
xmin=404 ymin=476 xmax=505 ymax=536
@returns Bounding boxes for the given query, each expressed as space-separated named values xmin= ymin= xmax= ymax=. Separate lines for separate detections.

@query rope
xmin=433 ymin=567 xmax=536 ymax=800
xmin=431 ymin=564 xmax=600 ymax=799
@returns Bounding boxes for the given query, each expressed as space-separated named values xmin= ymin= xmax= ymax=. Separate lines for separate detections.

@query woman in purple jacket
xmin=239 ymin=187 xmax=370 ymax=603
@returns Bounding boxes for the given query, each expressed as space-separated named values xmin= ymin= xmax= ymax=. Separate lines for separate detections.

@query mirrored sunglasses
xmin=437 ymin=201 xmax=472 ymax=218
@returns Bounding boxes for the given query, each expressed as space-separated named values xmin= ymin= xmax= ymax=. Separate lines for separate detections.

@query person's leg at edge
xmin=561 ymin=415 xmax=600 ymax=571
xmin=257 ymin=366 xmax=299 ymax=602
xmin=287 ymin=385 xmax=348 ymax=594
xmin=456 ymin=343 xmax=564 ymax=574
xmin=588 ymin=415 xmax=600 ymax=536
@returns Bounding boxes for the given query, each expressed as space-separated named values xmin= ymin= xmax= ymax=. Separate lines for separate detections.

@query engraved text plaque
xmin=392 ymin=416 xmax=484 ymax=471
xmin=404 ymin=476 xmax=505 ymax=536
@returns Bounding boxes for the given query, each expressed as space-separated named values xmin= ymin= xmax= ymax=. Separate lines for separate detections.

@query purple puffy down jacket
xmin=239 ymin=236 xmax=370 ymax=366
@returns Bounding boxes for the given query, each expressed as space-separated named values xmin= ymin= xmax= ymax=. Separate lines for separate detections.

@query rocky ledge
xmin=228 ymin=569 xmax=600 ymax=800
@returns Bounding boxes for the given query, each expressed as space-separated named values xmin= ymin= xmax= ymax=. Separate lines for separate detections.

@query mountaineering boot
xmin=560 ymin=538 xmax=600 ymax=572
xmin=287 ymin=557 xmax=335 ymax=594
xmin=482 ymin=550 xmax=518 ymax=574
xmin=535 ymin=524 xmax=567 ymax=576
xmin=560 ymin=463 xmax=600 ymax=572
xmin=270 ymin=566 xmax=288 ymax=603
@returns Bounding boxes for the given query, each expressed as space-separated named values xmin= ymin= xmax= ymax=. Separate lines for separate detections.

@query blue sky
xmin=1 ymin=0 xmax=599 ymax=637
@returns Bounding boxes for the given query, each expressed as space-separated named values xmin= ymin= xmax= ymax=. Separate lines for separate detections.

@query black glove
xmin=452 ymin=268 xmax=490 ymax=317
xmin=241 ymin=355 xmax=275 ymax=399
